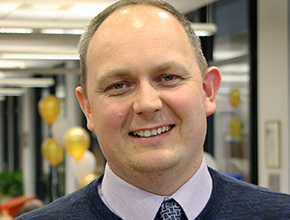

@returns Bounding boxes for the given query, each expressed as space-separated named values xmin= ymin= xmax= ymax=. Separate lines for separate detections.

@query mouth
xmin=129 ymin=125 xmax=175 ymax=138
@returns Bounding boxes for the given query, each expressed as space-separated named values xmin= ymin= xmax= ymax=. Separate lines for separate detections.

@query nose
xmin=133 ymin=81 xmax=162 ymax=116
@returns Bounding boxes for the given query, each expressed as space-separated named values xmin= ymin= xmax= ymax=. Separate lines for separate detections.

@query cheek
xmin=167 ymin=87 xmax=205 ymax=117
xmin=92 ymin=99 xmax=128 ymax=134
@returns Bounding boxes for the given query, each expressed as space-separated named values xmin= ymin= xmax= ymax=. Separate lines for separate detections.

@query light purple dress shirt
xmin=98 ymin=158 xmax=212 ymax=220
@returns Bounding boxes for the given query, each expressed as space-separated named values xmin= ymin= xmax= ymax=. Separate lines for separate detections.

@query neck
xmin=108 ymin=156 xmax=203 ymax=196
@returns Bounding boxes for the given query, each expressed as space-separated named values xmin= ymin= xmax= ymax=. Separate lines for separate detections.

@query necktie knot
xmin=159 ymin=199 xmax=185 ymax=220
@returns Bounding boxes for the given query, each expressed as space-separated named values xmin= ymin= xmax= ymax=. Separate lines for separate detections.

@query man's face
xmin=77 ymin=6 xmax=220 ymax=181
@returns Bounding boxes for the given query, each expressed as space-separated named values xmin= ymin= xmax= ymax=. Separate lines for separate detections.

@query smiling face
xmin=76 ymin=5 xmax=221 ymax=191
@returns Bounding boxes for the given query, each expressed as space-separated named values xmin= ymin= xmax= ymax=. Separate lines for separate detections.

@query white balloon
xmin=70 ymin=150 xmax=97 ymax=180
xmin=52 ymin=117 xmax=71 ymax=145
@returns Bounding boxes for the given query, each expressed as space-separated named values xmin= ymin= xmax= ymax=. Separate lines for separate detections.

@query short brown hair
xmin=78 ymin=0 xmax=208 ymax=92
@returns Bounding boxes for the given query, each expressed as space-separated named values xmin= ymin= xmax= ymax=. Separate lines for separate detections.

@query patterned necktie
xmin=159 ymin=199 xmax=186 ymax=220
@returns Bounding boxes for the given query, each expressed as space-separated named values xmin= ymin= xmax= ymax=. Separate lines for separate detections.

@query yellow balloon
xmin=229 ymin=89 xmax=241 ymax=108
xmin=38 ymin=95 xmax=61 ymax=124
xmin=42 ymin=138 xmax=64 ymax=167
xmin=229 ymin=117 xmax=242 ymax=137
xmin=78 ymin=173 xmax=98 ymax=189
xmin=64 ymin=126 xmax=90 ymax=160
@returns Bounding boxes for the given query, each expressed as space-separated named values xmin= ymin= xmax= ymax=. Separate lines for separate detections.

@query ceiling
xmin=0 ymin=1 xmax=253 ymax=126
xmin=0 ymin=0 xmax=218 ymax=72
xmin=0 ymin=0 xmax=250 ymax=114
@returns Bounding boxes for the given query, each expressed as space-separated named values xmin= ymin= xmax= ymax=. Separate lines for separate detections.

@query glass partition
xmin=211 ymin=0 xmax=252 ymax=182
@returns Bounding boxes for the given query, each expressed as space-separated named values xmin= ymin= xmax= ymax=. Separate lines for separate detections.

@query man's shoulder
xmin=15 ymin=177 xmax=101 ymax=220
xmin=210 ymin=168 xmax=290 ymax=202
xmin=205 ymin=168 xmax=290 ymax=219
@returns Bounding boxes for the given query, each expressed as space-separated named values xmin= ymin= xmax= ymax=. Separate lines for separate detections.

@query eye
xmin=162 ymin=75 xmax=175 ymax=81
xmin=157 ymin=74 xmax=183 ymax=88
xmin=107 ymin=82 xmax=127 ymax=91
xmin=113 ymin=82 xmax=125 ymax=89
xmin=159 ymin=75 xmax=180 ymax=83
xmin=105 ymin=81 xmax=134 ymax=96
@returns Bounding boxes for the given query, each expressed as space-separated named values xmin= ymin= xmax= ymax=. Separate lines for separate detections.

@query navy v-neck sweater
xmin=16 ymin=168 xmax=290 ymax=219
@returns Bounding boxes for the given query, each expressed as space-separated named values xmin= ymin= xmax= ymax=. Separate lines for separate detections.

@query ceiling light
xmin=40 ymin=29 xmax=84 ymax=35
xmin=0 ymin=54 xmax=79 ymax=60
xmin=0 ymin=22 xmax=217 ymax=37
xmin=0 ymin=68 xmax=80 ymax=75
xmin=221 ymin=75 xmax=249 ymax=83
xmin=213 ymin=51 xmax=248 ymax=62
xmin=0 ymin=88 xmax=25 ymax=96
xmin=0 ymin=28 xmax=33 ymax=34
xmin=0 ymin=78 xmax=55 ymax=88
xmin=218 ymin=63 xmax=249 ymax=74
xmin=191 ymin=23 xmax=217 ymax=37
xmin=0 ymin=20 xmax=86 ymax=29
xmin=0 ymin=61 xmax=26 ymax=69
xmin=69 ymin=4 xmax=107 ymax=16
xmin=194 ymin=30 xmax=214 ymax=37
xmin=30 ymin=5 xmax=61 ymax=11
xmin=0 ymin=3 xmax=20 ymax=12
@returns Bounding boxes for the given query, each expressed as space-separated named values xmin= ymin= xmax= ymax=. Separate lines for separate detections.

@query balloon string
xmin=51 ymin=166 xmax=58 ymax=201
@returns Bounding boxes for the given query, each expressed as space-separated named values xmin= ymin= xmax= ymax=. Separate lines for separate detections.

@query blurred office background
xmin=0 ymin=0 xmax=289 ymax=210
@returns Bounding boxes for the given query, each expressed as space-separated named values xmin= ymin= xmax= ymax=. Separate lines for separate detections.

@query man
xmin=16 ymin=0 xmax=290 ymax=219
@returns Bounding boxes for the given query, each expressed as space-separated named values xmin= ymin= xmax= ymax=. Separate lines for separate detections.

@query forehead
xmin=85 ymin=5 xmax=197 ymax=78
xmin=102 ymin=5 xmax=179 ymax=29
xmin=89 ymin=5 xmax=190 ymax=49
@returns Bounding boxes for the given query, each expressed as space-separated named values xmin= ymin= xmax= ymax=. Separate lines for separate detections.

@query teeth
xmin=144 ymin=130 xmax=151 ymax=137
xmin=132 ymin=126 xmax=172 ymax=138
xmin=157 ymin=127 xmax=162 ymax=134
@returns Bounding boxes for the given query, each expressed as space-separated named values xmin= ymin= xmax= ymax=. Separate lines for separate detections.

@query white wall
xmin=258 ymin=0 xmax=290 ymax=193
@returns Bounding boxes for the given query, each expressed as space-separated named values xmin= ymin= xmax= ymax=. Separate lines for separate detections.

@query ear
xmin=203 ymin=66 xmax=222 ymax=116
xmin=75 ymin=86 xmax=95 ymax=131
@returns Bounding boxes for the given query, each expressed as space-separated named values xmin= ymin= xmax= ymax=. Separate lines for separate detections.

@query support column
xmin=65 ymin=61 xmax=82 ymax=194
xmin=0 ymin=98 xmax=4 ymax=171
xmin=22 ymin=89 xmax=36 ymax=195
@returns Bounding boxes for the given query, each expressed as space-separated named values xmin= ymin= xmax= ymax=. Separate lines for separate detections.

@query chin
xmin=131 ymin=153 xmax=180 ymax=174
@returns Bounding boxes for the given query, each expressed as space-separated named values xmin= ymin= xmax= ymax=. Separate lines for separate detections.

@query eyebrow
xmin=153 ymin=61 xmax=191 ymax=74
xmin=95 ymin=61 xmax=192 ymax=87
xmin=95 ymin=69 xmax=133 ymax=86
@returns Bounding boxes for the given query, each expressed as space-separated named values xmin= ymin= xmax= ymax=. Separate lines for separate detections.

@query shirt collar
xmin=99 ymin=158 xmax=212 ymax=220
xmin=171 ymin=158 xmax=212 ymax=219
